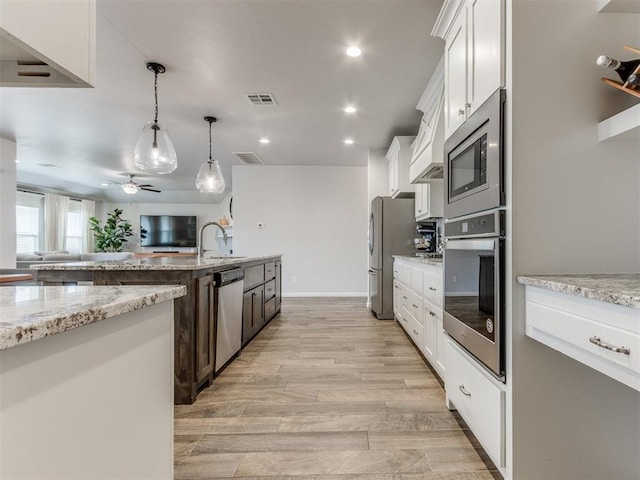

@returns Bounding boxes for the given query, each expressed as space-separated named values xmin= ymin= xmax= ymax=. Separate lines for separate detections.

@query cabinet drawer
xmin=244 ymin=265 xmax=265 ymax=290
xmin=408 ymin=315 xmax=424 ymax=352
xmin=397 ymin=306 xmax=412 ymax=333
xmin=423 ymin=271 xmax=442 ymax=307
xmin=408 ymin=290 xmax=423 ymax=326
xmin=264 ymin=279 xmax=276 ymax=300
xmin=446 ymin=339 xmax=505 ymax=468
xmin=265 ymin=261 xmax=276 ymax=280
xmin=264 ymin=297 xmax=276 ymax=321
xmin=393 ymin=260 xmax=410 ymax=285
xmin=410 ymin=266 xmax=423 ymax=293
xmin=525 ymin=286 xmax=640 ymax=392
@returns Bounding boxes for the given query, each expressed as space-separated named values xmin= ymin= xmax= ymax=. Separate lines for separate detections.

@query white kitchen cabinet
xmin=387 ymin=136 xmax=415 ymax=198
xmin=432 ymin=0 xmax=504 ymax=138
xmin=410 ymin=57 xmax=445 ymax=183
xmin=523 ymin=285 xmax=640 ymax=393
xmin=0 ymin=0 xmax=96 ymax=87
xmin=446 ymin=338 xmax=505 ymax=468
xmin=415 ymin=182 xmax=443 ymax=221
xmin=393 ymin=257 xmax=445 ymax=378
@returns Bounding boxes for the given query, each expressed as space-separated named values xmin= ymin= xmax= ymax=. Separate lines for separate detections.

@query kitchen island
xmin=0 ymin=284 xmax=185 ymax=479
xmin=31 ymin=255 xmax=283 ymax=404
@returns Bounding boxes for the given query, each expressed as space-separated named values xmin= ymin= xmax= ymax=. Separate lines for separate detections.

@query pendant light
xmin=133 ymin=62 xmax=177 ymax=174
xmin=196 ymin=116 xmax=225 ymax=193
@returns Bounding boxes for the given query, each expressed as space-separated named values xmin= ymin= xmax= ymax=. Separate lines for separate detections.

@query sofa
xmin=16 ymin=251 xmax=135 ymax=268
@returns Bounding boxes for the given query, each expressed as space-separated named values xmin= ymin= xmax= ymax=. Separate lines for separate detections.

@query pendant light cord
xmin=153 ymin=71 xmax=159 ymax=125
xmin=208 ymin=120 xmax=213 ymax=162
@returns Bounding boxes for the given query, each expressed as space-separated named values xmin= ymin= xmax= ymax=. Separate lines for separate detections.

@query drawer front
xmin=410 ymin=266 xmax=423 ymax=293
xmin=244 ymin=265 xmax=265 ymax=290
xmin=393 ymin=280 xmax=402 ymax=317
xmin=398 ymin=282 xmax=412 ymax=316
xmin=264 ymin=279 xmax=276 ymax=300
xmin=424 ymin=300 xmax=441 ymax=363
xmin=525 ymin=288 xmax=640 ymax=391
xmin=265 ymin=261 xmax=276 ymax=280
xmin=264 ymin=297 xmax=276 ymax=321
xmin=408 ymin=315 xmax=424 ymax=351
xmin=408 ymin=290 xmax=423 ymax=326
xmin=393 ymin=260 xmax=410 ymax=285
xmin=423 ymin=271 xmax=442 ymax=307
xmin=446 ymin=340 xmax=505 ymax=468
xmin=397 ymin=306 xmax=412 ymax=334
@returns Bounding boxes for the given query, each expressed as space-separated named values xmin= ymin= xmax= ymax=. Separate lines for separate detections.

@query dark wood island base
xmin=35 ymin=255 xmax=282 ymax=404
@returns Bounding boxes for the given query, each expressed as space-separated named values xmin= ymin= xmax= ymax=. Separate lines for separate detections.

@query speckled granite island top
xmin=393 ymin=254 xmax=443 ymax=267
xmin=517 ymin=274 xmax=640 ymax=310
xmin=0 ymin=285 xmax=186 ymax=350
xmin=30 ymin=254 xmax=281 ymax=271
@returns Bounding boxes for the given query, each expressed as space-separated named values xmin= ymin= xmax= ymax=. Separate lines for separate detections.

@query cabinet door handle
xmin=412 ymin=329 xmax=419 ymax=335
xmin=459 ymin=385 xmax=471 ymax=397
xmin=429 ymin=311 xmax=436 ymax=317
xmin=589 ymin=336 xmax=630 ymax=355
xmin=457 ymin=108 xmax=465 ymax=116
xmin=465 ymin=102 xmax=471 ymax=111
xmin=429 ymin=287 xmax=437 ymax=292
xmin=394 ymin=285 xmax=399 ymax=289
xmin=402 ymin=317 xmax=408 ymax=323
xmin=418 ymin=209 xmax=422 ymax=213
xmin=402 ymin=295 xmax=408 ymax=300
xmin=412 ymin=304 xmax=419 ymax=309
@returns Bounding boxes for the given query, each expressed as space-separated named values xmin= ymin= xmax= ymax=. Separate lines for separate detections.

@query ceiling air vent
xmin=245 ymin=93 xmax=277 ymax=106
xmin=233 ymin=152 xmax=264 ymax=165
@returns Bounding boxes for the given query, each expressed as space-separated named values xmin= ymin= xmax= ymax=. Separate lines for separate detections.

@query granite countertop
xmin=517 ymin=274 xmax=640 ymax=310
xmin=0 ymin=285 xmax=187 ymax=350
xmin=30 ymin=254 xmax=281 ymax=271
xmin=393 ymin=254 xmax=443 ymax=267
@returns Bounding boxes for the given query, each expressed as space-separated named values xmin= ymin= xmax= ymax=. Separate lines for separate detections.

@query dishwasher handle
xmin=214 ymin=268 xmax=245 ymax=287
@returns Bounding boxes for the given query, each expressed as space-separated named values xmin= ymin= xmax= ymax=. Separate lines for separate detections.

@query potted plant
xmin=88 ymin=208 xmax=134 ymax=252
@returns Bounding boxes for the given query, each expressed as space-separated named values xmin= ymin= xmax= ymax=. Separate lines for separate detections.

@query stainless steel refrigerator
xmin=368 ymin=196 xmax=416 ymax=319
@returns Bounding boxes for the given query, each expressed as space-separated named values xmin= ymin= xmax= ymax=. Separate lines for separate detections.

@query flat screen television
xmin=140 ymin=215 xmax=197 ymax=247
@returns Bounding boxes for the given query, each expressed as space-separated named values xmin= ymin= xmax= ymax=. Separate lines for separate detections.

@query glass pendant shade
xmin=133 ymin=121 xmax=177 ymax=174
xmin=196 ymin=159 xmax=225 ymax=193
xmin=122 ymin=182 xmax=139 ymax=195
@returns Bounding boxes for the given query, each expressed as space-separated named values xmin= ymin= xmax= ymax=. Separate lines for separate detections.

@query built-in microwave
xmin=444 ymin=89 xmax=505 ymax=220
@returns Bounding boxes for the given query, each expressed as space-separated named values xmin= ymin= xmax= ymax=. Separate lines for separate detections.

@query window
xmin=15 ymin=191 xmax=43 ymax=253
xmin=66 ymin=200 xmax=83 ymax=254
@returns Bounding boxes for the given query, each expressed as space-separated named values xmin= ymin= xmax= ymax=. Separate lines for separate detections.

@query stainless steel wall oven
xmin=443 ymin=210 xmax=505 ymax=381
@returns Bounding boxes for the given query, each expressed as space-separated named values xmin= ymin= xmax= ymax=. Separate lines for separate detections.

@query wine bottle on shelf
xmin=626 ymin=73 xmax=640 ymax=87
xmin=596 ymin=55 xmax=640 ymax=83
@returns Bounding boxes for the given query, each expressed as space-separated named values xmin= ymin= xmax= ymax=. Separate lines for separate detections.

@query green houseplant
xmin=88 ymin=208 xmax=134 ymax=252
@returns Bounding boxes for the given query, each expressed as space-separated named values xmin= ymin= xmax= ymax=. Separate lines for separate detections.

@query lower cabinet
xmin=195 ymin=274 xmax=216 ymax=385
xmin=446 ymin=338 xmax=505 ymax=468
xmin=393 ymin=257 xmax=445 ymax=379
xmin=242 ymin=258 xmax=281 ymax=346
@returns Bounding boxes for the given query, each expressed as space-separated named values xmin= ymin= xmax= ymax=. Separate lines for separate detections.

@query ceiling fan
xmin=113 ymin=174 xmax=161 ymax=195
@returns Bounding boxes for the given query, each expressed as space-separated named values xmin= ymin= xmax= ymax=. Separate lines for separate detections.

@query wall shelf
xmin=598 ymin=103 xmax=640 ymax=142
xmin=597 ymin=0 xmax=640 ymax=13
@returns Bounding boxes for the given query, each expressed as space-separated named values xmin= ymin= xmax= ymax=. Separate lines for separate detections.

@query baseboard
xmin=282 ymin=292 xmax=367 ymax=298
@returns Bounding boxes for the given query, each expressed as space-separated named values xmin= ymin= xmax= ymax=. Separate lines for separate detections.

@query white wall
xmin=0 ymin=138 xmax=17 ymax=268
xmin=233 ymin=165 xmax=368 ymax=296
xmin=508 ymin=2 xmax=640 ymax=479
xmin=98 ymin=193 xmax=233 ymax=255
xmin=367 ymin=149 xmax=389 ymax=204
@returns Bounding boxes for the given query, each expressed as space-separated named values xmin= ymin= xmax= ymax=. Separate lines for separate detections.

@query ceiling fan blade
xmin=140 ymin=187 xmax=161 ymax=193
xmin=137 ymin=184 xmax=153 ymax=188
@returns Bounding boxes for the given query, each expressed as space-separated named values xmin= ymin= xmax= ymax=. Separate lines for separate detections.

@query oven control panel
xmin=444 ymin=210 xmax=505 ymax=239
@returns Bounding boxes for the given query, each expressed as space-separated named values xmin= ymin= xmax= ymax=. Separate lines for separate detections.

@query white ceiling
xmin=0 ymin=0 xmax=444 ymax=204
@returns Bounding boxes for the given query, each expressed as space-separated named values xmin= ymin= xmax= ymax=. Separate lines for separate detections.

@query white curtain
xmin=43 ymin=193 xmax=69 ymax=252
xmin=80 ymin=199 xmax=96 ymax=253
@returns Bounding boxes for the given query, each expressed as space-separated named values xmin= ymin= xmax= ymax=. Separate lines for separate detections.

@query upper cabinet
xmin=0 ymin=0 xmax=96 ymax=87
xmin=410 ymin=57 xmax=445 ymax=183
xmin=387 ymin=136 xmax=416 ymax=198
xmin=432 ymin=0 xmax=505 ymax=139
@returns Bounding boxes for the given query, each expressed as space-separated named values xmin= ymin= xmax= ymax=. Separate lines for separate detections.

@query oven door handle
xmin=444 ymin=239 xmax=496 ymax=251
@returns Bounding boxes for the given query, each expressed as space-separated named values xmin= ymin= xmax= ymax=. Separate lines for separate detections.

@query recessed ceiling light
xmin=259 ymin=138 xmax=270 ymax=144
xmin=344 ymin=138 xmax=354 ymax=145
xmin=346 ymin=46 xmax=361 ymax=57
xmin=100 ymin=183 xmax=109 ymax=187
xmin=14 ymin=160 xmax=20 ymax=164
xmin=344 ymin=106 xmax=357 ymax=114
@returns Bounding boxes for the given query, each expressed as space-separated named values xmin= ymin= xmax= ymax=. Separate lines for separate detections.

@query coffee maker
xmin=414 ymin=223 xmax=440 ymax=255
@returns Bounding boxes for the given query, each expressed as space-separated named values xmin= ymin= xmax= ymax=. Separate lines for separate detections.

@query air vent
xmin=233 ymin=152 xmax=264 ymax=165
xmin=245 ymin=93 xmax=277 ymax=106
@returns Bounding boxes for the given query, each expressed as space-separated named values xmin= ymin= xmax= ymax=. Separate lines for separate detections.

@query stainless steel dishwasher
xmin=214 ymin=268 xmax=245 ymax=373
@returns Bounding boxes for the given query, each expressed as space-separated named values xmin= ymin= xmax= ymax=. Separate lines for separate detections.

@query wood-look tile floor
xmin=174 ymin=297 xmax=501 ymax=480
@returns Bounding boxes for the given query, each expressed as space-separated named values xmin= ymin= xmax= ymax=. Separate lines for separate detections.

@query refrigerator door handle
xmin=368 ymin=269 xmax=376 ymax=274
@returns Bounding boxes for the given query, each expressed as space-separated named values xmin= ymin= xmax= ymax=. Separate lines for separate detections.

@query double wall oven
xmin=443 ymin=88 xmax=506 ymax=381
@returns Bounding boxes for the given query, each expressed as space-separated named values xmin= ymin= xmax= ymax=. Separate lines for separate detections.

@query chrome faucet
xmin=198 ymin=221 xmax=228 ymax=258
